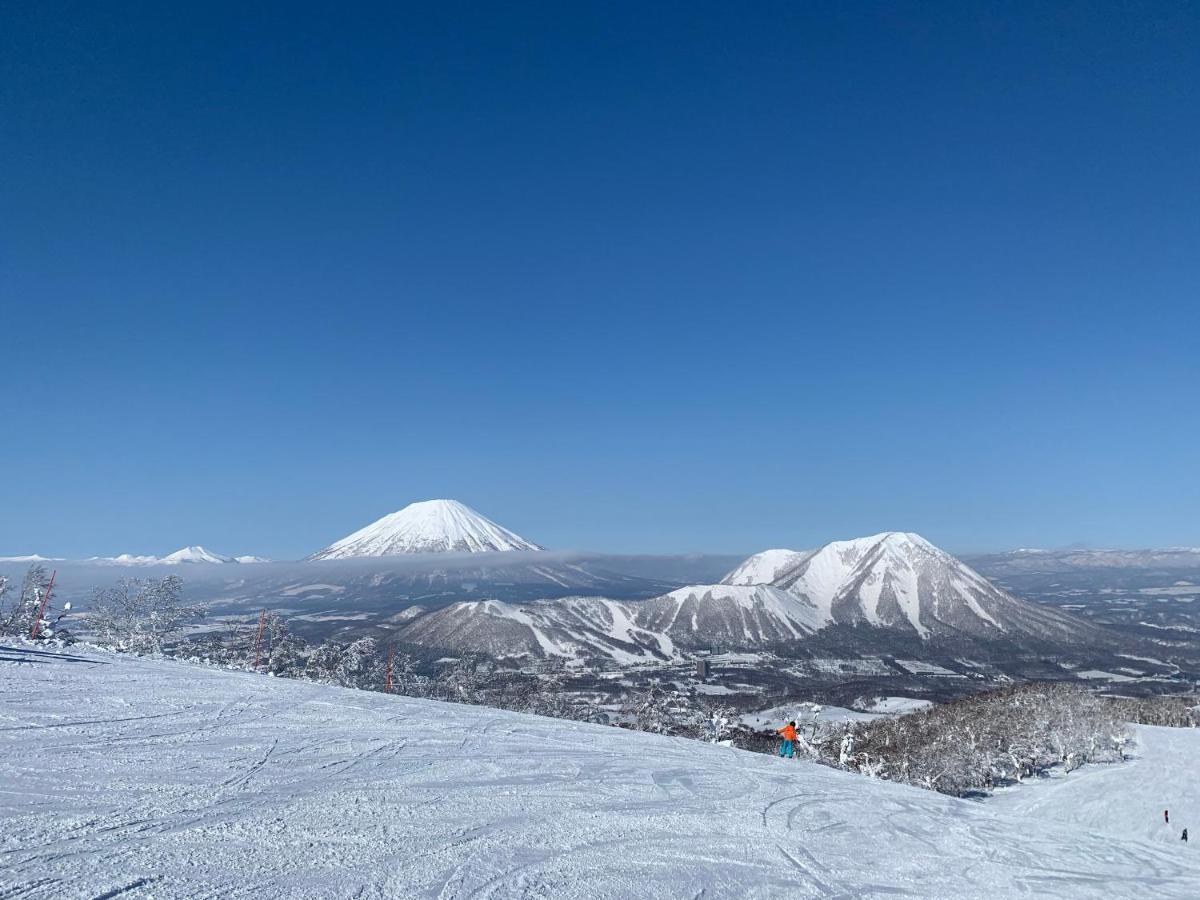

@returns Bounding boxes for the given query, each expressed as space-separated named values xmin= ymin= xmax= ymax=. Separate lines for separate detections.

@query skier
xmin=1183 ymin=828 xmax=1189 ymax=843
xmin=1165 ymin=809 xmax=1170 ymax=824
xmin=777 ymin=721 xmax=798 ymax=759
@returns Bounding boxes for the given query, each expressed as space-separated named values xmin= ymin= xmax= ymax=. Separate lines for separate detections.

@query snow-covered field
xmin=2 ymin=646 xmax=1199 ymax=898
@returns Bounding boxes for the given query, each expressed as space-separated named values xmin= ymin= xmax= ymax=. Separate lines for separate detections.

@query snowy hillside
xmin=636 ymin=583 xmax=828 ymax=645
xmin=2 ymin=647 xmax=1197 ymax=897
xmin=722 ymin=548 xmax=814 ymax=586
xmin=400 ymin=583 xmax=834 ymax=661
xmin=308 ymin=499 xmax=544 ymax=559
xmin=988 ymin=724 xmax=1200 ymax=849
xmin=401 ymin=596 xmax=679 ymax=663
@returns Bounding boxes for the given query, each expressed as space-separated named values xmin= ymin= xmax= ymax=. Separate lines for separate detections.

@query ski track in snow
xmin=2 ymin=647 xmax=1199 ymax=898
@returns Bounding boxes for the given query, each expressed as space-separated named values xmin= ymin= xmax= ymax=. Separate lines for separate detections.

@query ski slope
xmin=988 ymin=724 xmax=1200 ymax=848
xmin=2 ymin=647 xmax=1198 ymax=899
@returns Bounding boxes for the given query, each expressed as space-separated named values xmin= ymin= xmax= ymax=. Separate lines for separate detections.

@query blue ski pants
xmin=779 ymin=739 xmax=794 ymax=758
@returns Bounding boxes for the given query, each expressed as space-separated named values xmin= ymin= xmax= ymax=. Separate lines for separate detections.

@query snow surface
xmin=3 ymin=646 xmax=1199 ymax=898
xmin=988 ymin=725 xmax=1200 ymax=850
xmin=309 ymin=499 xmax=544 ymax=559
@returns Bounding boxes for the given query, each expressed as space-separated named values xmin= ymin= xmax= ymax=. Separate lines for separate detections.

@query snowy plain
xmin=2 ymin=646 xmax=1199 ymax=898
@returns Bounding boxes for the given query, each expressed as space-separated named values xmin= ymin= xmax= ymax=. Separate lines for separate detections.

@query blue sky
xmin=2 ymin=2 xmax=1197 ymax=559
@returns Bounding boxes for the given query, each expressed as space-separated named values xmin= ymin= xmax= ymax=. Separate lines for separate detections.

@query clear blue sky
xmin=3 ymin=2 xmax=1197 ymax=559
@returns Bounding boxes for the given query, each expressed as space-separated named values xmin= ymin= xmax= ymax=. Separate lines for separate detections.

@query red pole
xmin=252 ymin=610 xmax=267 ymax=669
xmin=385 ymin=646 xmax=394 ymax=693
xmin=31 ymin=570 xmax=57 ymax=640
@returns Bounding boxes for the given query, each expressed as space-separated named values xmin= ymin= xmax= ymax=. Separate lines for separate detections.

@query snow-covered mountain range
xmin=308 ymin=499 xmax=543 ymax=560
xmin=88 ymin=546 xmax=267 ymax=566
xmin=400 ymin=532 xmax=1102 ymax=661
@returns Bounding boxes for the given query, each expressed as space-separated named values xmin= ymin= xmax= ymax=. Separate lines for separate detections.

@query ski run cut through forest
xmin=2 ymin=645 xmax=1199 ymax=898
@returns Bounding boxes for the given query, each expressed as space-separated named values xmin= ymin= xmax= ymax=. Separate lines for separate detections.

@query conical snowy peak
xmin=308 ymin=499 xmax=544 ymax=560
xmin=160 ymin=546 xmax=235 ymax=564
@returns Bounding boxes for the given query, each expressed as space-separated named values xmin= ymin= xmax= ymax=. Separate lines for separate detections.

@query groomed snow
xmin=2 ymin=647 xmax=1199 ymax=898
xmin=988 ymin=725 xmax=1200 ymax=849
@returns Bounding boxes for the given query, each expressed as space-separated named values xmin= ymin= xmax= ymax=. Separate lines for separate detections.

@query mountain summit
xmin=726 ymin=531 xmax=1086 ymax=641
xmin=308 ymin=499 xmax=544 ymax=560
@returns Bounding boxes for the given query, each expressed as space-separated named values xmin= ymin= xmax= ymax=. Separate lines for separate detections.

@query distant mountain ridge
xmin=84 ymin=546 xmax=266 ymax=566
xmin=965 ymin=547 xmax=1200 ymax=576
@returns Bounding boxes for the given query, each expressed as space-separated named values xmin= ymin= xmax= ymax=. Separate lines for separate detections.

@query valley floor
xmin=1 ymin=645 xmax=1197 ymax=898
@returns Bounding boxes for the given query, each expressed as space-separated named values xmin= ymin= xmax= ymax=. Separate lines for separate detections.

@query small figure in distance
xmin=777 ymin=721 xmax=798 ymax=759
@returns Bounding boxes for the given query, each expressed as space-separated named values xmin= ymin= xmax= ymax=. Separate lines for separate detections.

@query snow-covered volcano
xmin=308 ymin=499 xmax=544 ymax=560
xmin=160 ymin=545 xmax=235 ymax=564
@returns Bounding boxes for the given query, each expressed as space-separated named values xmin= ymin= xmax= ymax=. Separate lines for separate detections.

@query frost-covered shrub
xmin=337 ymin=637 xmax=382 ymax=689
xmin=306 ymin=638 xmax=344 ymax=683
xmin=826 ymin=683 xmax=1134 ymax=795
xmin=0 ymin=565 xmax=55 ymax=638
xmin=88 ymin=575 xmax=205 ymax=654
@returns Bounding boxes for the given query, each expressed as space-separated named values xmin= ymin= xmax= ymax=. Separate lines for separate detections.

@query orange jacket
xmin=778 ymin=724 xmax=798 ymax=742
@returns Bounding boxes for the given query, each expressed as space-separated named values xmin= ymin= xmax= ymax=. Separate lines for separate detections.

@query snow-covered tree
xmin=0 ymin=565 xmax=53 ymax=637
xmin=700 ymin=702 xmax=738 ymax=744
xmin=336 ymin=637 xmax=382 ymax=689
xmin=88 ymin=575 xmax=205 ymax=654
xmin=434 ymin=656 xmax=486 ymax=703
xmin=307 ymin=638 xmax=343 ymax=683
xmin=826 ymin=683 xmax=1136 ymax=796
xmin=623 ymin=683 xmax=701 ymax=735
xmin=388 ymin=650 xmax=424 ymax=696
